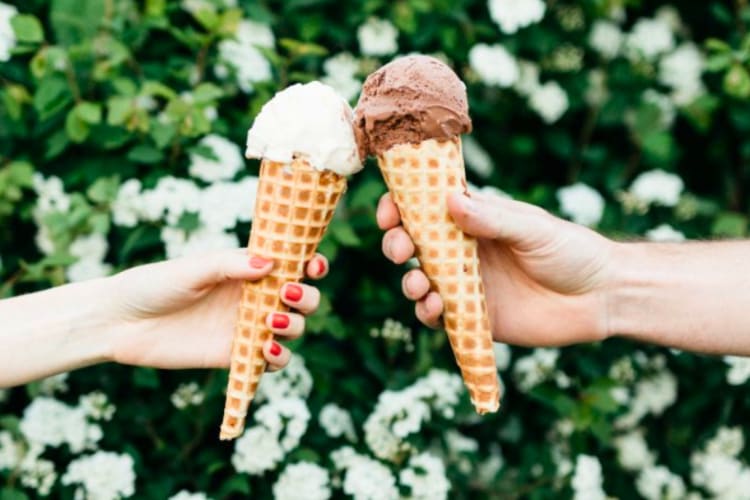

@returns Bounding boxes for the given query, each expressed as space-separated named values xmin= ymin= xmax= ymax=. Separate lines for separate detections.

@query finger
xmin=376 ymin=192 xmax=402 ymax=230
xmin=263 ymin=340 xmax=290 ymax=372
xmin=305 ymin=254 xmax=329 ymax=280
xmin=447 ymin=192 xmax=552 ymax=250
xmin=280 ymin=283 xmax=320 ymax=315
xmin=382 ymin=227 xmax=415 ymax=264
xmin=402 ymin=269 xmax=431 ymax=301
xmin=415 ymin=292 xmax=444 ymax=329
xmin=266 ymin=312 xmax=305 ymax=340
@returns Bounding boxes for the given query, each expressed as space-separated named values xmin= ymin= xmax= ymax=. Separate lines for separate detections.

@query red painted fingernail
xmin=249 ymin=256 xmax=271 ymax=269
xmin=270 ymin=342 xmax=282 ymax=357
xmin=316 ymin=259 xmax=326 ymax=276
xmin=271 ymin=313 xmax=290 ymax=329
xmin=284 ymin=284 xmax=303 ymax=302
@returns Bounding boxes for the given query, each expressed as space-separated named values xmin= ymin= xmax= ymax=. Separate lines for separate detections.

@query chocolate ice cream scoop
xmin=354 ymin=55 xmax=472 ymax=158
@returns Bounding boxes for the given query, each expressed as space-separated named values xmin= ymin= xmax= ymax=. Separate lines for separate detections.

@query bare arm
xmin=609 ymin=241 xmax=750 ymax=355
xmin=378 ymin=190 xmax=750 ymax=356
xmin=0 ymin=249 xmax=327 ymax=388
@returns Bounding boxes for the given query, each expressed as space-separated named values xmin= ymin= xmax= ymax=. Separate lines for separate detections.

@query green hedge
xmin=2 ymin=1 xmax=750 ymax=499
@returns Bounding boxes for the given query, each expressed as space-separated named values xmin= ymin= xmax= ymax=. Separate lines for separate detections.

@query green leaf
xmin=150 ymin=122 xmax=177 ymax=149
xmin=107 ymin=96 xmax=133 ymax=126
xmin=724 ymin=63 xmax=750 ymax=99
xmin=706 ymin=52 xmax=733 ymax=72
xmin=279 ymin=38 xmax=328 ymax=58
xmin=0 ymin=488 xmax=30 ymax=500
xmin=705 ymin=38 xmax=732 ymax=53
xmin=132 ymin=367 xmax=160 ymax=388
xmin=66 ymin=108 xmax=90 ymax=143
xmin=127 ymin=144 xmax=164 ymax=164
xmin=712 ymin=212 xmax=747 ymax=237
xmin=11 ymin=14 xmax=45 ymax=43
xmin=50 ymin=0 xmax=105 ymax=46
xmin=192 ymin=83 xmax=224 ymax=104
xmin=75 ymin=101 xmax=102 ymax=124
xmin=33 ymin=77 xmax=71 ymax=118
xmin=329 ymin=220 xmax=362 ymax=247
xmin=87 ymin=176 xmax=120 ymax=204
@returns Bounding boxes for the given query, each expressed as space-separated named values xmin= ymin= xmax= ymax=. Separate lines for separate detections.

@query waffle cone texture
xmin=378 ymin=137 xmax=501 ymax=414
xmin=220 ymin=159 xmax=346 ymax=440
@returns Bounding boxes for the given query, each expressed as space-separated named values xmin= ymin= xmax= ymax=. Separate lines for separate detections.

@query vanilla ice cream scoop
xmin=245 ymin=81 xmax=363 ymax=176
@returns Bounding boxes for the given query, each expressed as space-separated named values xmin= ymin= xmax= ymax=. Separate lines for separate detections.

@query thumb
xmin=447 ymin=192 xmax=552 ymax=249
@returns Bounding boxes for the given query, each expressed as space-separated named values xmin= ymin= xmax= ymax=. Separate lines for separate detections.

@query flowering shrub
xmin=2 ymin=0 xmax=750 ymax=498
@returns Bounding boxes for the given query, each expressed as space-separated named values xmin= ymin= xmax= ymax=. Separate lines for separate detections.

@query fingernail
xmin=316 ymin=259 xmax=326 ymax=276
xmin=249 ymin=256 xmax=271 ymax=269
xmin=271 ymin=313 xmax=290 ymax=329
xmin=270 ymin=342 xmax=282 ymax=357
xmin=284 ymin=284 xmax=303 ymax=302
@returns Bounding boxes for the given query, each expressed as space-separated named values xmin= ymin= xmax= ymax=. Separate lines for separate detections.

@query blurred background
xmin=1 ymin=0 xmax=750 ymax=498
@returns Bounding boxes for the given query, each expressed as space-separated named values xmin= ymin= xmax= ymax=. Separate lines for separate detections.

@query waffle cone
xmin=220 ymin=159 xmax=346 ymax=440
xmin=377 ymin=137 xmax=501 ymax=414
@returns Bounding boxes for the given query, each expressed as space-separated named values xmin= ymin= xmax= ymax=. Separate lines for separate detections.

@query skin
xmin=378 ymin=190 xmax=750 ymax=356
xmin=0 ymin=248 xmax=327 ymax=387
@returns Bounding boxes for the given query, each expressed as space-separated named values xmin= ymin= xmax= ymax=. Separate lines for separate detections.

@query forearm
xmin=608 ymin=241 xmax=750 ymax=355
xmin=0 ymin=278 xmax=115 ymax=387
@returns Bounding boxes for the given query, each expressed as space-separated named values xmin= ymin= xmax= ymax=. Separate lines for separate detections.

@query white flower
xmin=62 ymin=451 xmax=136 ymax=500
xmin=357 ymin=18 xmax=398 ymax=56
xmin=589 ymin=20 xmax=623 ymax=59
xmin=321 ymin=53 xmax=361 ymax=102
xmin=273 ymin=462 xmax=331 ymax=500
xmin=488 ymin=0 xmax=546 ymax=34
xmin=659 ymin=43 xmax=705 ymax=105
xmin=626 ymin=17 xmax=674 ymax=60
xmin=169 ymin=491 xmax=213 ymax=500
xmin=513 ymin=348 xmax=559 ymax=392
xmin=493 ymin=343 xmax=511 ymax=371
xmin=444 ymin=429 xmax=479 ymax=454
xmin=37 ymin=373 xmax=69 ymax=395
xmin=217 ymin=20 xmax=274 ymax=92
xmin=0 ymin=2 xmax=17 ymax=62
xmin=725 ymin=356 xmax=750 ymax=385
xmin=67 ymin=233 xmax=112 ymax=282
xmin=399 ymin=452 xmax=450 ymax=500
xmin=691 ymin=452 xmax=744 ymax=497
xmin=0 ymin=431 xmax=22 ymax=471
xmin=79 ymin=392 xmax=116 ymax=421
xmin=20 ymin=397 xmax=103 ymax=454
xmin=256 ymin=353 xmax=313 ymax=402
xmin=529 ymin=82 xmax=569 ymax=124
xmin=616 ymin=371 xmax=678 ymax=429
xmin=232 ymin=425 xmax=285 ymax=475
xmin=20 ymin=456 xmax=57 ymax=497
xmin=181 ymin=0 xmax=215 ymax=15
xmin=656 ymin=5 xmax=683 ymax=33
xmin=161 ymin=226 xmax=239 ymax=259
xmin=514 ymin=61 xmax=541 ymax=96
xmin=171 ymin=382 xmax=205 ymax=410
xmin=319 ymin=403 xmax=357 ymax=442
xmin=33 ymin=174 xmax=71 ymax=215
xmin=198 ymin=181 xmax=246 ymax=230
xmin=636 ymin=465 xmax=686 ymax=500
xmin=112 ymin=179 xmax=142 ymax=227
xmin=461 ymin=136 xmax=494 ymax=179
xmin=613 ymin=430 xmax=655 ymax=471
xmin=477 ymin=445 xmax=505 ymax=486
xmin=469 ymin=43 xmax=519 ymax=87
xmin=254 ymin=397 xmax=311 ymax=452
xmin=706 ymin=427 xmax=745 ymax=457
xmin=343 ymin=455 xmax=398 ymax=500
xmin=140 ymin=176 xmax=201 ymax=224
xmin=646 ymin=224 xmax=685 ymax=242
xmin=571 ymin=455 xmax=606 ymax=500
xmin=189 ymin=134 xmax=245 ymax=182
xmin=629 ymin=169 xmax=684 ymax=207
xmin=556 ymin=183 xmax=605 ymax=227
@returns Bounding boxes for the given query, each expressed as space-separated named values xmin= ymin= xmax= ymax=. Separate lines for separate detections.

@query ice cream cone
xmin=377 ymin=137 xmax=500 ymax=414
xmin=220 ymin=158 xmax=346 ymax=440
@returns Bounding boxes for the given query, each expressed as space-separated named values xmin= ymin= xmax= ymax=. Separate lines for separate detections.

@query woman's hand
xmin=378 ymin=191 xmax=614 ymax=347
xmin=107 ymin=248 xmax=328 ymax=370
